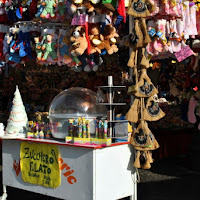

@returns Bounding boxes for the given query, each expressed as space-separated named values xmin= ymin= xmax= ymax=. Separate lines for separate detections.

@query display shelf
xmin=98 ymin=76 xmax=127 ymax=138
xmin=97 ymin=86 xmax=126 ymax=91
xmin=97 ymin=103 xmax=126 ymax=106
xmin=107 ymin=120 xmax=128 ymax=123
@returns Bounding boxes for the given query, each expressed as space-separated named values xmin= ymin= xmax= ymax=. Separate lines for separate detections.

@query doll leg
xmin=36 ymin=50 xmax=42 ymax=60
xmin=42 ymin=51 xmax=49 ymax=60
xmin=40 ymin=8 xmax=48 ymax=18
xmin=50 ymin=8 xmax=55 ymax=17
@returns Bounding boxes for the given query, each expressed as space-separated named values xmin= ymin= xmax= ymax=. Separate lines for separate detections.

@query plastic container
xmin=49 ymin=87 xmax=107 ymax=139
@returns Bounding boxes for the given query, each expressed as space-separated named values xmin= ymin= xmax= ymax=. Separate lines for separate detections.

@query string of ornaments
xmin=125 ymin=0 xmax=166 ymax=169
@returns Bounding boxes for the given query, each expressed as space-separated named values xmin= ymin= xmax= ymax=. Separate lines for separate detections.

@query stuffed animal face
xmin=34 ymin=37 xmax=40 ymax=43
xmin=72 ymin=26 xmax=86 ymax=38
xmin=90 ymin=25 xmax=100 ymax=36
xmin=46 ymin=34 xmax=53 ymax=42
xmin=103 ymin=24 xmax=118 ymax=40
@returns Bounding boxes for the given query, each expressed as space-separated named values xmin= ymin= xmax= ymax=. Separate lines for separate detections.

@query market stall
xmin=0 ymin=81 xmax=137 ymax=200
xmin=0 ymin=0 xmax=200 ymax=198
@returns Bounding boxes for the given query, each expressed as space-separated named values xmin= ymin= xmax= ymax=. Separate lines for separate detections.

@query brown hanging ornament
xmin=130 ymin=120 xmax=153 ymax=150
xmin=138 ymin=47 xmax=150 ymax=69
xmin=127 ymin=48 xmax=138 ymax=68
xmin=125 ymin=98 xmax=140 ymax=123
xmin=146 ymin=150 xmax=154 ymax=163
xmin=134 ymin=150 xmax=142 ymax=168
xmin=144 ymin=96 xmax=166 ymax=121
xmin=139 ymin=18 xmax=152 ymax=45
xmin=130 ymin=120 xmax=159 ymax=151
xmin=142 ymin=151 xmax=151 ymax=169
xmin=134 ymin=19 xmax=144 ymax=48
xmin=143 ymin=121 xmax=160 ymax=150
xmin=134 ymin=69 xmax=158 ymax=97
xmin=127 ymin=0 xmax=155 ymax=18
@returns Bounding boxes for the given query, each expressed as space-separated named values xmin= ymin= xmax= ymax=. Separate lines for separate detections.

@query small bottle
xmin=68 ymin=119 xmax=73 ymax=137
xmin=73 ymin=119 xmax=78 ymax=137
xmin=46 ymin=123 xmax=51 ymax=139
xmin=78 ymin=117 xmax=82 ymax=138
xmin=99 ymin=120 xmax=102 ymax=139
xmin=103 ymin=120 xmax=108 ymax=139
xmin=86 ymin=120 xmax=90 ymax=138
xmin=82 ymin=118 xmax=86 ymax=138
xmin=94 ymin=119 xmax=99 ymax=138
xmin=35 ymin=123 xmax=40 ymax=139
xmin=39 ymin=123 xmax=45 ymax=139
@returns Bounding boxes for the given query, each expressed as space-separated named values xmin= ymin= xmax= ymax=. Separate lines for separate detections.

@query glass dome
xmin=49 ymin=87 xmax=107 ymax=139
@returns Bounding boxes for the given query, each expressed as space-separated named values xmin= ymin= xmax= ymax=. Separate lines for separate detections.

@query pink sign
xmin=175 ymin=45 xmax=194 ymax=62
xmin=71 ymin=14 xmax=87 ymax=25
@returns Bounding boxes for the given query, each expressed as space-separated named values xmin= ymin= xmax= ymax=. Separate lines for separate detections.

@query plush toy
xmin=41 ymin=34 xmax=58 ymax=61
xmin=85 ymin=0 xmax=101 ymax=13
xmin=57 ymin=0 xmax=66 ymax=17
xmin=70 ymin=26 xmax=88 ymax=56
xmin=34 ymin=37 xmax=43 ymax=61
xmin=70 ymin=0 xmax=100 ymax=13
xmin=70 ymin=0 xmax=84 ymax=13
xmin=35 ymin=0 xmax=45 ymax=18
xmin=57 ymin=30 xmax=74 ymax=66
xmin=40 ymin=0 xmax=56 ymax=18
xmin=103 ymin=24 xmax=119 ymax=55
xmin=89 ymin=24 xmax=104 ymax=54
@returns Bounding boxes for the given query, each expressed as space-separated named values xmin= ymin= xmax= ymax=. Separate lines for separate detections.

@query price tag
xmin=174 ymin=45 xmax=194 ymax=62
xmin=71 ymin=14 xmax=88 ymax=25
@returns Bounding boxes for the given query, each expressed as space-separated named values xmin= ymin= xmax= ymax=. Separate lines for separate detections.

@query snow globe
xmin=49 ymin=87 xmax=107 ymax=139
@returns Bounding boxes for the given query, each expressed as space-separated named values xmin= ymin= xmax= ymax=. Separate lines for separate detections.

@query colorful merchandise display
xmin=0 ymin=0 xmax=199 ymax=172
xmin=65 ymin=118 xmax=111 ymax=146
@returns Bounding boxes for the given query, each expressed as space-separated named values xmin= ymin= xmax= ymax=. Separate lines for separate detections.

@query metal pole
xmin=108 ymin=76 xmax=113 ymax=138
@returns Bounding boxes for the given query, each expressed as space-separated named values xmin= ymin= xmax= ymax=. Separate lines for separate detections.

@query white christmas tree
xmin=5 ymin=85 xmax=28 ymax=138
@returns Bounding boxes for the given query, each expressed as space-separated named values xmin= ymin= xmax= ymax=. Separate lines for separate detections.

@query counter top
xmin=1 ymin=137 xmax=130 ymax=149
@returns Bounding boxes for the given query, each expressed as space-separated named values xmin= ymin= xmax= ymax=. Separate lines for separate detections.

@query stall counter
xmin=1 ymin=138 xmax=137 ymax=200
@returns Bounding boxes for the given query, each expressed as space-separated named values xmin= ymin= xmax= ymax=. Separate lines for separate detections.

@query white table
xmin=1 ymin=138 xmax=137 ymax=200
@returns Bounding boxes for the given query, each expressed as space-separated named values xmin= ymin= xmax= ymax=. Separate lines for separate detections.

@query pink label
xmin=175 ymin=45 xmax=194 ymax=62
xmin=71 ymin=14 xmax=88 ymax=25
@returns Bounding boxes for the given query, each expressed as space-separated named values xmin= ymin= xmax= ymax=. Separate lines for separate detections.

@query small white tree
xmin=5 ymin=86 xmax=28 ymax=137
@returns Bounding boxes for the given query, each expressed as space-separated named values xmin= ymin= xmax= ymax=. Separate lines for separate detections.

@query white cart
xmin=1 ymin=138 xmax=137 ymax=200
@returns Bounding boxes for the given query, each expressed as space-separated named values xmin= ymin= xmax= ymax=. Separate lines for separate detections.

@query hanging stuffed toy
xmin=89 ymin=24 xmax=104 ymax=54
xmin=40 ymin=0 xmax=56 ymax=19
xmin=41 ymin=34 xmax=58 ymax=61
xmin=103 ymin=24 xmax=119 ymax=55
xmin=57 ymin=0 xmax=66 ymax=19
xmin=34 ymin=36 xmax=43 ymax=61
xmin=70 ymin=26 xmax=88 ymax=56
xmin=144 ymin=96 xmax=165 ymax=121
xmin=134 ymin=69 xmax=158 ymax=97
